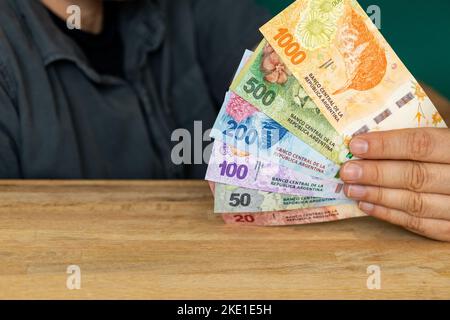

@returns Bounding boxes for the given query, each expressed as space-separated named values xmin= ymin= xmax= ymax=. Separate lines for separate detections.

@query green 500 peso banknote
xmin=231 ymin=40 xmax=351 ymax=164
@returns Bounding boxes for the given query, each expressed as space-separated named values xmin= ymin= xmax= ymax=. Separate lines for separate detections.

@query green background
xmin=257 ymin=0 xmax=450 ymax=98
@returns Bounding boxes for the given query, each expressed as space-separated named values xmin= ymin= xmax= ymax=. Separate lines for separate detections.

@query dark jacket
xmin=0 ymin=0 xmax=270 ymax=178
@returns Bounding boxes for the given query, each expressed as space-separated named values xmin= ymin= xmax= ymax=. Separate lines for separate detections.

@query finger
xmin=344 ymin=185 xmax=450 ymax=220
xmin=358 ymin=202 xmax=450 ymax=242
xmin=349 ymin=128 xmax=450 ymax=164
xmin=340 ymin=160 xmax=450 ymax=195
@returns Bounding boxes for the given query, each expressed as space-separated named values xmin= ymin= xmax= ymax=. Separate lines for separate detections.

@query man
xmin=0 ymin=0 xmax=449 ymax=241
xmin=0 ymin=0 xmax=270 ymax=179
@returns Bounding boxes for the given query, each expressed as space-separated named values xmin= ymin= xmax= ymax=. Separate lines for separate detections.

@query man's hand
xmin=340 ymin=128 xmax=450 ymax=242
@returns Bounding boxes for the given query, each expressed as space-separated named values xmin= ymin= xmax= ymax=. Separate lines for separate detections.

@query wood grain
xmin=0 ymin=180 xmax=449 ymax=299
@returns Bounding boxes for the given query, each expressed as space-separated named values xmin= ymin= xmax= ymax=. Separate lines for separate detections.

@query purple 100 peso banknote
xmin=205 ymin=141 xmax=346 ymax=199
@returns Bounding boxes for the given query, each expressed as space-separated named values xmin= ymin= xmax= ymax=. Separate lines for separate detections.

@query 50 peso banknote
xmin=259 ymin=0 xmax=447 ymax=138
xmin=213 ymin=182 xmax=351 ymax=213
xmin=205 ymin=141 xmax=346 ymax=199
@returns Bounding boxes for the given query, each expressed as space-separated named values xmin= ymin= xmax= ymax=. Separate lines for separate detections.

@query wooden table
xmin=0 ymin=180 xmax=449 ymax=299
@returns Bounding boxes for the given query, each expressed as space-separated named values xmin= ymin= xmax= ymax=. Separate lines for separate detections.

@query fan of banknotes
xmin=205 ymin=0 xmax=447 ymax=226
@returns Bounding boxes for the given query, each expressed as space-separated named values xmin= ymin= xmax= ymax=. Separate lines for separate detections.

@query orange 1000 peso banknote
xmin=260 ymin=0 xmax=447 ymax=136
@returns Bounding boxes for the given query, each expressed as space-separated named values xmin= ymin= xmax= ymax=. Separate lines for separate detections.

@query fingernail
xmin=359 ymin=201 xmax=375 ymax=213
xmin=350 ymin=138 xmax=369 ymax=155
xmin=340 ymin=163 xmax=363 ymax=181
xmin=346 ymin=185 xmax=367 ymax=198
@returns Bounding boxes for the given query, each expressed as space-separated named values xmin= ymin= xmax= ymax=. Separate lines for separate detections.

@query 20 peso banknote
xmin=221 ymin=204 xmax=366 ymax=226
